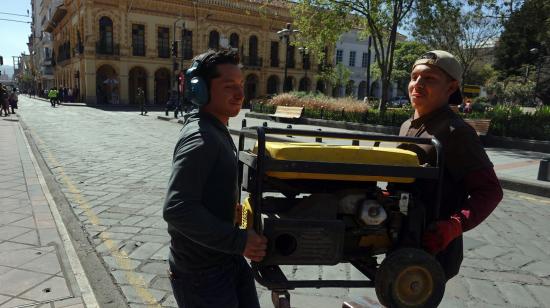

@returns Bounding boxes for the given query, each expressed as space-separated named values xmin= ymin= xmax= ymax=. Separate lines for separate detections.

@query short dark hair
xmin=192 ymin=49 xmax=240 ymax=88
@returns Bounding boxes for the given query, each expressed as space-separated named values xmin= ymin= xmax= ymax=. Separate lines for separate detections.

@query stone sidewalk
xmin=0 ymin=116 xmax=97 ymax=308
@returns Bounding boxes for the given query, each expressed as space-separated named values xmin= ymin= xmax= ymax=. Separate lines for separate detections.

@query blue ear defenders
xmin=185 ymin=55 xmax=211 ymax=106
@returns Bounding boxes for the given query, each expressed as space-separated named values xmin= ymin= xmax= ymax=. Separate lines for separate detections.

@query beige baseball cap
xmin=413 ymin=50 xmax=463 ymax=84
xmin=413 ymin=50 xmax=464 ymax=104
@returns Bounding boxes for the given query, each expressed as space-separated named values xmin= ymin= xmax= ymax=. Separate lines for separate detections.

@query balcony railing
xmin=242 ymin=56 xmax=263 ymax=68
xmin=96 ymin=42 xmax=120 ymax=56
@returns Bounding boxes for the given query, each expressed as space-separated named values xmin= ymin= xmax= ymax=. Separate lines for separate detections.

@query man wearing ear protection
xmin=398 ymin=50 xmax=503 ymax=280
xmin=163 ymin=49 xmax=266 ymax=308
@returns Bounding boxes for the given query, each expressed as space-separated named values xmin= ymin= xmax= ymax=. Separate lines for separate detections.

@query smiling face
xmin=408 ymin=64 xmax=459 ymax=117
xmin=202 ymin=63 xmax=244 ymax=124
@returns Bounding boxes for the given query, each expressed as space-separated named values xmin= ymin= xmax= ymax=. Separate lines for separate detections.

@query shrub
xmin=250 ymin=94 xmax=550 ymax=140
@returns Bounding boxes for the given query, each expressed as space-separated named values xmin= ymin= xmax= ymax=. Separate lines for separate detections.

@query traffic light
xmin=171 ymin=41 xmax=178 ymax=57
xmin=0 ymin=56 xmax=3 ymax=66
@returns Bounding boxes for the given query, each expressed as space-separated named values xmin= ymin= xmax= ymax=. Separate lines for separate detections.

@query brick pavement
xmin=0 ymin=115 xmax=97 ymax=308
xmin=12 ymin=96 xmax=550 ymax=307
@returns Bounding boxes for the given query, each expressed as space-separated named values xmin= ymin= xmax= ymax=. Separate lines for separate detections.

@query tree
xmin=494 ymin=0 xmax=549 ymax=73
xmin=468 ymin=63 xmax=497 ymax=85
xmin=494 ymin=0 xmax=550 ymax=103
xmin=291 ymin=0 xmax=415 ymax=112
xmin=412 ymin=0 xmax=502 ymax=85
xmin=485 ymin=74 xmax=536 ymax=106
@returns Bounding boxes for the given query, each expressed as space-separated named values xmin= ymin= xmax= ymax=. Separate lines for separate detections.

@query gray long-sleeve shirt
xmin=163 ymin=111 xmax=247 ymax=271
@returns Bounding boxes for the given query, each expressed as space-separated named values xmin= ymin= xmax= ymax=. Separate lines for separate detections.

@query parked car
xmin=389 ymin=96 xmax=410 ymax=107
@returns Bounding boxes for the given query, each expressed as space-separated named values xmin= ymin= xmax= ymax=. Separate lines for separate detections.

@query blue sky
xmin=0 ymin=0 xmax=32 ymax=67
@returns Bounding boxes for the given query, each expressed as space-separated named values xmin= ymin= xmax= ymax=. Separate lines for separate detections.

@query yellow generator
xmin=238 ymin=127 xmax=447 ymax=308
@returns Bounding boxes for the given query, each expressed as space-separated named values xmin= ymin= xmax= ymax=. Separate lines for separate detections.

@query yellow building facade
xmin=46 ymin=0 xmax=321 ymax=105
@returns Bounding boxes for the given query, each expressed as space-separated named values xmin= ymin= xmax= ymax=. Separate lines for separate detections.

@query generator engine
xmin=259 ymin=187 xmax=414 ymax=265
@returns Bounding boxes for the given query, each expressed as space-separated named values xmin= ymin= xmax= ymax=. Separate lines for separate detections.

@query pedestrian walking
xmin=48 ymin=88 xmax=57 ymax=107
xmin=8 ymin=88 xmax=18 ymax=114
xmin=68 ymin=88 xmax=73 ymax=102
xmin=136 ymin=87 xmax=147 ymax=115
xmin=397 ymin=50 xmax=503 ymax=281
xmin=163 ymin=49 xmax=266 ymax=308
xmin=1 ymin=85 xmax=10 ymax=116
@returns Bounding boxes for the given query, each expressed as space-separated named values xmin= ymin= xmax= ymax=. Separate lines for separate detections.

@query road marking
xmin=28 ymin=128 xmax=162 ymax=307
xmin=505 ymin=190 xmax=550 ymax=205
xmin=19 ymin=124 xmax=99 ymax=308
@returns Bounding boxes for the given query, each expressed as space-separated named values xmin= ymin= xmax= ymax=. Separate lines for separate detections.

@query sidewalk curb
xmin=498 ymin=176 xmax=550 ymax=198
xmin=17 ymin=121 xmax=100 ymax=308
xmin=157 ymin=115 xmax=550 ymax=198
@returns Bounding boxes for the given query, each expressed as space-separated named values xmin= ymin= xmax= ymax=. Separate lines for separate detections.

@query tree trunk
xmin=379 ymin=76 xmax=390 ymax=112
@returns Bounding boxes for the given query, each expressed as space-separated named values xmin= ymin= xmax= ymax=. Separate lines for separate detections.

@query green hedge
xmin=251 ymin=102 xmax=411 ymax=127
xmin=482 ymin=105 xmax=550 ymax=141
xmin=251 ymin=102 xmax=550 ymax=141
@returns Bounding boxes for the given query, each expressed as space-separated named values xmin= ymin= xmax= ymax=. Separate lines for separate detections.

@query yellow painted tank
xmin=254 ymin=142 xmax=420 ymax=183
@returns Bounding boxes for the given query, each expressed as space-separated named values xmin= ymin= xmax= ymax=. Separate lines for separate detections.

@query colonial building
xmin=40 ymin=0 xmax=321 ymax=105
xmin=334 ymin=29 xmax=407 ymax=100
xmin=30 ymin=0 xmax=57 ymax=92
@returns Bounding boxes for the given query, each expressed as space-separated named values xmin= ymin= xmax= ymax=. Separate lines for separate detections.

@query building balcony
xmin=242 ymin=56 xmax=263 ymax=68
xmin=96 ymin=42 xmax=120 ymax=56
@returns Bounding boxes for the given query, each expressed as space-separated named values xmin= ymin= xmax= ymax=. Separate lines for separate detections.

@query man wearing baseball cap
xmin=398 ymin=50 xmax=503 ymax=280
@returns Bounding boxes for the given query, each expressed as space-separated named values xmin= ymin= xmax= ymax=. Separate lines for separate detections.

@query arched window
xmin=267 ymin=75 xmax=279 ymax=95
xmin=229 ymin=33 xmax=239 ymax=49
xmin=208 ymin=30 xmax=219 ymax=49
xmin=99 ymin=17 xmax=113 ymax=53
xmin=316 ymin=80 xmax=325 ymax=94
xmin=299 ymin=77 xmax=310 ymax=92
xmin=358 ymin=81 xmax=367 ymax=100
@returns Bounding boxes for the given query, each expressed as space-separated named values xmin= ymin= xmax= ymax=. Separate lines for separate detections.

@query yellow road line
xmin=505 ymin=190 xmax=550 ymax=205
xmin=30 ymin=129 xmax=162 ymax=307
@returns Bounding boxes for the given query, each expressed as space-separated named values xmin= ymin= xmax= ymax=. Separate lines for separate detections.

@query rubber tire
xmin=375 ymin=248 xmax=445 ymax=308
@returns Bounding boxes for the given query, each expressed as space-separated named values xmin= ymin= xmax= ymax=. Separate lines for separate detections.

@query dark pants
xmin=169 ymin=256 xmax=260 ymax=308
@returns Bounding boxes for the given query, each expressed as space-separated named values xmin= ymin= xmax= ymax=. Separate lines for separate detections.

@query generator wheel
xmin=375 ymin=248 xmax=445 ymax=308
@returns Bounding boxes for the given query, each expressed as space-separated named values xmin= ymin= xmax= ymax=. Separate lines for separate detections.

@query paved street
xmin=11 ymin=95 xmax=550 ymax=307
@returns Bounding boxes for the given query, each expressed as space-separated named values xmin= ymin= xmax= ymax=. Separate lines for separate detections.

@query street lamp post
xmin=299 ymin=46 xmax=309 ymax=92
xmin=277 ymin=23 xmax=299 ymax=92
xmin=172 ymin=17 xmax=185 ymax=117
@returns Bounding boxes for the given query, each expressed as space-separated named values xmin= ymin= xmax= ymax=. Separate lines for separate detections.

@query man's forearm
xmin=456 ymin=167 xmax=503 ymax=232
